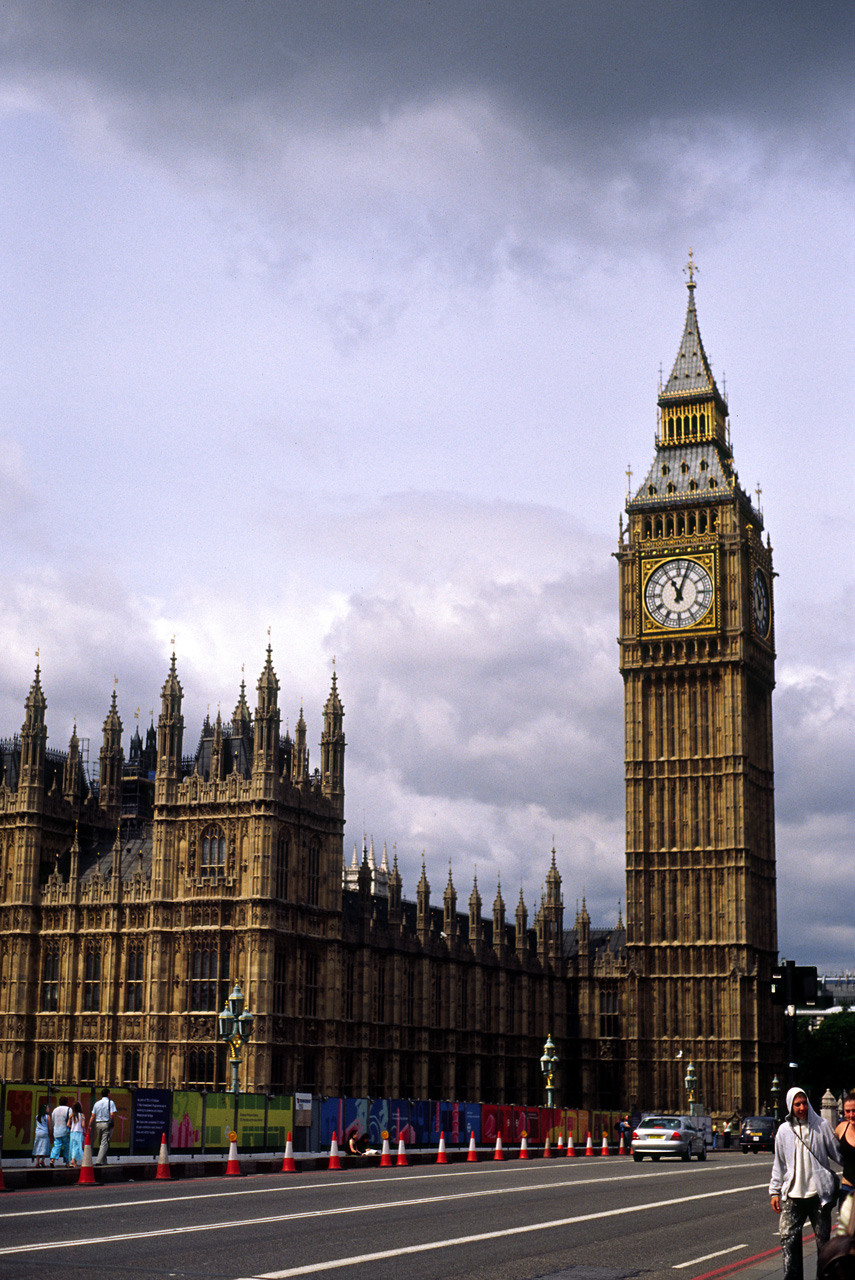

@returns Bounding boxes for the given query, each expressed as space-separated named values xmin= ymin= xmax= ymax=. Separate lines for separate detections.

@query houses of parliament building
xmin=0 ymin=267 xmax=781 ymax=1116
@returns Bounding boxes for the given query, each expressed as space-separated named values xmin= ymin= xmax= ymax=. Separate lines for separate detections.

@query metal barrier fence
xmin=1 ymin=1082 xmax=624 ymax=1158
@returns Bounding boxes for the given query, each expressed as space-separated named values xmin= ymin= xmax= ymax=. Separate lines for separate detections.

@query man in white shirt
xmin=49 ymin=1097 xmax=72 ymax=1166
xmin=91 ymin=1088 xmax=118 ymax=1165
xmin=770 ymin=1087 xmax=841 ymax=1280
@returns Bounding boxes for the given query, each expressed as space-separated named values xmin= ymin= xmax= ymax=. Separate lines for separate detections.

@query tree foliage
xmin=795 ymin=1013 xmax=855 ymax=1105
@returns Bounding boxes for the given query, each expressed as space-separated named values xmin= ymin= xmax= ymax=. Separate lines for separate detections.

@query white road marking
xmin=238 ymin=1185 xmax=768 ymax=1279
xmin=0 ymin=1179 xmax=768 ymax=1262
xmin=673 ymin=1245 xmax=747 ymax=1268
xmin=0 ymin=1159 xmax=740 ymax=1219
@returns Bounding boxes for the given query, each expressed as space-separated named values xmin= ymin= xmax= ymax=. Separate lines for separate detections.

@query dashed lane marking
xmin=0 ymin=1159 xmax=753 ymax=1219
xmin=236 ymin=1183 xmax=769 ymax=1279
xmin=673 ymin=1245 xmax=747 ymax=1268
xmin=0 ymin=1179 xmax=768 ymax=1261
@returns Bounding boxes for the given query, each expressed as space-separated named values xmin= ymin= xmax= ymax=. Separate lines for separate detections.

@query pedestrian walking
xmin=770 ymin=1086 xmax=841 ymax=1280
xmin=91 ymin=1088 xmax=118 ymax=1165
xmin=68 ymin=1101 xmax=87 ymax=1168
xmin=834 ymin=1091 xmax=855 ymax=1210
xmin=33 ymin=1104 xmax=51 ymax=1167
xmin=49 ymin=1097 xmax=72 ymax=1166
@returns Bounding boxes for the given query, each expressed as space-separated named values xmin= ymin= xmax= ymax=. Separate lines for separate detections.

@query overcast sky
xmin=0 ymin=1 xmax=852 ymax=971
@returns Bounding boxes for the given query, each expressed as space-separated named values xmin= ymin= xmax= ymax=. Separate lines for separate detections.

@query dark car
xmin=740 ymin=1116 xmax=777 ymax=1153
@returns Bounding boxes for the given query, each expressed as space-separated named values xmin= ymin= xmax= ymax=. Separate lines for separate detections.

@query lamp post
xmin=684 ymin=1061 xmax=697 ymax=1115
xmin=770 ymin=1075 xmax=780 ymax=1120
xmin=540 ymin=1034 xmax=558 ymax=1110
xmin=218 ymin=982 xmax=254 ymax=1138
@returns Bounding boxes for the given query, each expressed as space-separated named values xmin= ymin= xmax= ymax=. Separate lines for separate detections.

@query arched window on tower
xmin=306 ymin=843 xmax=320 ymax=906
xmin=80 ymin=1047 xmax=97 ymax=1082
xmin=123 ymin=1050 xmax=140 ymax=1083
xmin=276 ymin=832 xmax=289 ymax=900
xmin=200 ymin=825 xmax=226 ymax=877
xmin=190 ymin=940 xmax=229 ymax=1012
xmin=41 ymin=947 xmax=60 ymax=1012
xmin=126 ymin=944 xmax=145 ymax=1012
xmin=83 ymin=947 xmax=101 ymax=1012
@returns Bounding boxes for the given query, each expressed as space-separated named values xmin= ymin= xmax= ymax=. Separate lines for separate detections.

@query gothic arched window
xmin=276 ymin=832 xmax=289 ymax=900
xmin=41 ymin=947 xmax=60 ymax=1012
xmin=190 ymin=940 xmax=230 ymax=1012
xmin=306 ymin=843 xmax=320 ymax=906
xmin=126 ymin=945 xmax=145 ymax=1012
xmin=83 ymin=947 xmax=101 ymax=1012
xmin=200 ymin=825 xmax=226 ymax=877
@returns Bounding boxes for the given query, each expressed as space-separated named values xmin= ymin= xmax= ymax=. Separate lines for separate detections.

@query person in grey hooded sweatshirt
xmin=770 ymin=1086 xmax=842 ymax=1280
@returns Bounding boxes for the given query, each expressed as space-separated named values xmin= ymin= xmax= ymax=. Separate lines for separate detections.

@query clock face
xmin=753 ymin=567 xmax=770 ymax=637
xmin=644 ymin=558 xmax=714 ymax=629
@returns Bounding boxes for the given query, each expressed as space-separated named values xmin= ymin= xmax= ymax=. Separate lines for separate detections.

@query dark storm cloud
xmin=4 ymin=0 xmax=850 ymax=138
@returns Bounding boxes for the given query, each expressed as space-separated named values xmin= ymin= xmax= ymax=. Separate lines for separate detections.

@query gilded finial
xmin=625 ymin=463 xmax=633 ymax=497
xmin=684 ymin=247 xmax=698 ymax=287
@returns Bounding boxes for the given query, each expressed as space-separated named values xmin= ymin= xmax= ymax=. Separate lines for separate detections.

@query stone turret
xmin=320 ymin=669 xmax=345 ymax=815
xmin=99 ymin=690 xmax=124 ymax=818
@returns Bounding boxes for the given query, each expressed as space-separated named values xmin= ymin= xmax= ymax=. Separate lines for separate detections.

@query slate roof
xmin=564 ymin=925 xmax=626 ymax=961
xmin=631 ymin=441 xmax=734 ymax=508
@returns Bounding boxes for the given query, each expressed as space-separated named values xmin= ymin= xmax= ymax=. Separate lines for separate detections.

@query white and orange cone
xmin=436 ymin=1132 xmax=448 ymax=1164
xmin=618 ymin=1130 xmax=626 ymax=1156
xmin=225 ymin=1134 xmax=242 ymax=1176
xmin=543 ymin=1135 xmax=552 ymax=1157
xmin=493 ymin=1134 xmax=504 ymax=1161
xmin=601 ymin=1132 xmax=610 ymax=1157
xmin=77 ymin=1128 xmax=96 ymax=1186
xmin=155 ymin=1132 xmax=172 ymax=1180
xmin=566 ymin=1133 xmax=576 ymax=1156
xmin=519 ymin=1134 xmax=529 ymax=1159
xmin=396 ymin=1137 xmax=408 ymax=1167
xmin=328 ymin=1133 xmax=343 ymax=1171
xmin=467 ymin=1133 xmax=478 ymax=1162
xmin=584 ymin=1131 xmax=594 ymax=1156
xmin=556 ymin=1134 xmax=564 ymax=1154
xmin=281 ymin=1132 xmax=297 ymax=1172
xmin=379 ymin=1136 xmax=392 ymax=1167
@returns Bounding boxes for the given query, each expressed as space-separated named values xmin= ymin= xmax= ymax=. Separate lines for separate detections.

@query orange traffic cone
xmin=328 ymin=1133 xmax=343 ymax=1171
xmin=566 ymin=1133 xmax=576 ymax=1156
xmin=519 ymin=1134 xmax=529 ymax=1159
xmin=493 ymin=1135 xmax=504 ymax=1161
xmin=77 ymin=1128 xmax=96 ymax=1186
xmin=379 ymin=1136 xmax=392 ymax=1167
xmin=281 ymin=1132 xmax=297 ymax=1172
xmin=585 ymin=1131 xmax=594 ymax=1156
xmin=467 ymin=1133 xmax=478 ymax=1162
xmin=396 ymin=1137 xmax=408 ymax=1167
xmin=557 ymin=1135 xmax=564 ymax=1154
xmin=543 ymin=1135 xmax=551 ymax=1157
xmin=601 ymin=1132 xmax=610 ymax=1157
xmin=618 ymin=1130 xmax=626 ymax=1156
xmin=155 ymin=1132 xmax=172 ymax=1180
xmin=436 ymin=1132 xmax=448 ymax=1164
xmin=225 ymin=1135 xmax=242 ymax=1176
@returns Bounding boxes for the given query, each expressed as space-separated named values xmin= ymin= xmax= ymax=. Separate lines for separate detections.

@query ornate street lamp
xmin=218 ymin=981 xmax=254 ymax=1135
xmin=540 ymin=1033 xmax=558 ymax=1110
xmin=684 ymin=1061 xmax=697 ymax=1113
xmin=770 ymin=1074 xmax=780 ymax=1120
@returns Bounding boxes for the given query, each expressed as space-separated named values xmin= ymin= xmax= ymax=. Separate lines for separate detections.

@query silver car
xmin=631 ymin=1114 xmax=707 ymax=1162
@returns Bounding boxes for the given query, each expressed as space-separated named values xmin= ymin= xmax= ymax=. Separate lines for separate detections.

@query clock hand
xmin=674 ymin=562 xmax=692 ymax=601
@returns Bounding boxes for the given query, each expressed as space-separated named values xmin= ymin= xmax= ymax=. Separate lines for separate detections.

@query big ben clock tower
xmin=618 ymin=256 xmax=780 ymax=1116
